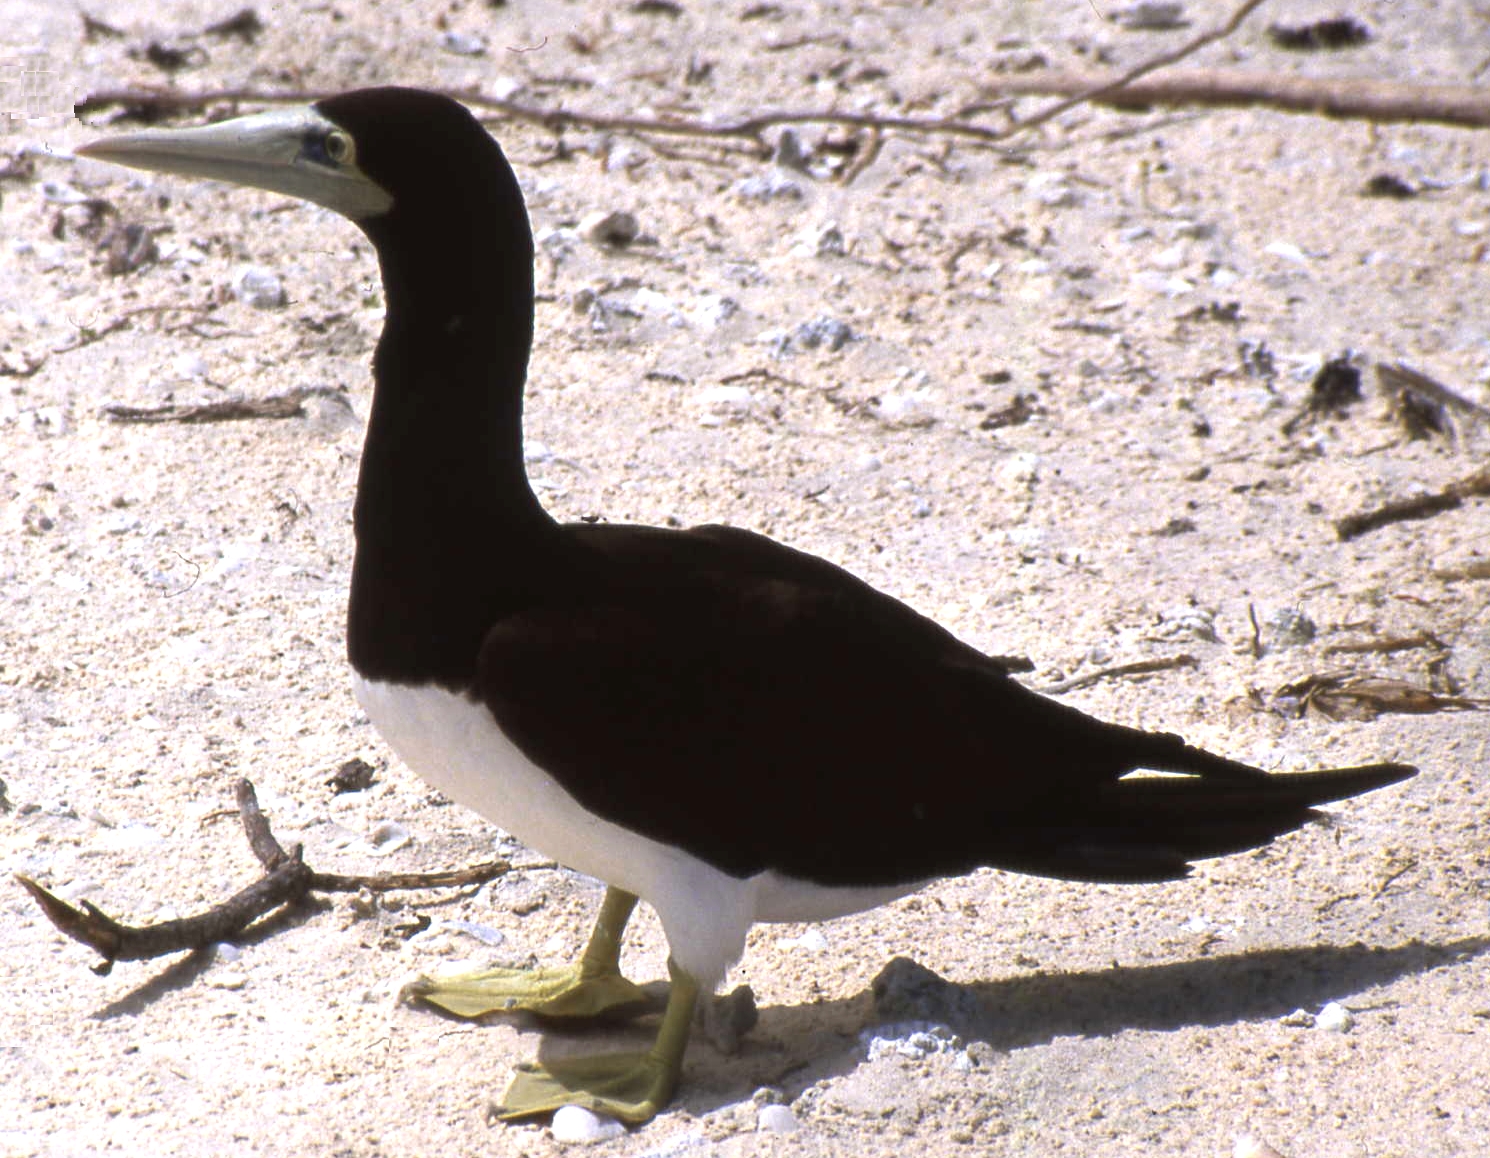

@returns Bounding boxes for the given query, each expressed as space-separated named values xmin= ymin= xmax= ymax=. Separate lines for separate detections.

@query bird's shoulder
xmin=545 ymin=519 xmax=991 ymax=663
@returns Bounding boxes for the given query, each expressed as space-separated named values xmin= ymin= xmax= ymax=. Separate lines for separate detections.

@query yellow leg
xmin=492 ymin=957 xmax=700 ymax=1124
xmin=403 ymin=887 xmax=650 ymax=1020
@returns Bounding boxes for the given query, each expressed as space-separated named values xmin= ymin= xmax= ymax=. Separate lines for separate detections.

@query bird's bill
xmin=76 ymin=106 xmax=393 ymax=220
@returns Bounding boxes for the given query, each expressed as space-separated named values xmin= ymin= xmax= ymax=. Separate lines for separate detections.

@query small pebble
xmin=630 ymin=287 xmax=683 ymax=325
xmin=734 ymin=172 xmax=803 ymax=202
xmin=439 ymin=919 xmax=505 ymax=947
xmin=685 ymin=293 xmax=738 ymax=330
xmin=1025 ymin=171 xmax=1079 ymax=208
xmin=777 ymin=928 xmax=829 ymax=952
xmin=792 ymin=221 xmax=845 ymax=258
xmin=367 ymin=820 xmax=411 ymax=854
xmin=1266 ymin=607 xmax=1316 ymax=647
xmin=772 ymin=128 xmax=811 ymax=172
xmin=231 ymin=265 xmax=286 ymax=309
xmin=1152 ymin=243 xmax=1188 ymax=269
xmin=1280 ymin=1008 xmax=1314 ymax=1027
xmin=1158 ymin=606 xmax=1218 ymax=643
xmin=1234 ymin=1134 xmax=1288 ymax=1158
xmin=41 ymin=180 xmax=90 ymax=204
xmin=792 ymin=316 xmax=853 ymax=352
xmin=872 ymin=391 xmax=935 ymax=428
xmin=551 ymin=1104 xmax=625 ymax=1144
xmin=173 ymin=352 xmax=209 ymax=379
xmin=757 ymin=1104 xmax=799 ymax=1134
xmin=861 ymin=1021 xmax=964 ymax=1062
xmin=1133 ymin=269 xmax=1195 ymax=297
xmin=1264 ymin=239 xmax=1312 ymax=263
xmin=698 ymin=385 xmax=755 ymax=426
xmin=1315 ymin=1001 xmax=1353 ymax=1033
xmin=439 ymin=31 xmax=486 ymax=56
xmin=999 ymin=452 xmax=1041 ymax=486
xmin=579 ymin=209 xmax=640 ymax=248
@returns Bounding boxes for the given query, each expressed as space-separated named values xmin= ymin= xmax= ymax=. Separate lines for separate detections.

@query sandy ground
xmin=3 ymin=2 xmax=1489 ymax=1155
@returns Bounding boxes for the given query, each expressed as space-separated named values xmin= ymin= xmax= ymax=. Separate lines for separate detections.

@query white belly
xmin=353 ymin=676 xmax=925 ymax=986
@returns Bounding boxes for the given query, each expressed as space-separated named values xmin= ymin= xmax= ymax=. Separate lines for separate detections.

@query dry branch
xmin=103 ymin=392 xmax=309 ymax=424
xmin=988 ymin=69 xmax=1490 ymax=131
xmin=1040 ymin=654 xmax=1198 ymax=695
xmin=19 ymin=779 xmax=520 ymax=975
xmin=1335 ymin=465 xmax=1490 ymax=540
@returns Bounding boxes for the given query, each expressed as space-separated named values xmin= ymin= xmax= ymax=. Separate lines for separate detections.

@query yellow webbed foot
xmin=491 ymin=960 xmax=700 ymax=1125
xmin=405 ymin=886 xmax=649 ymax=1020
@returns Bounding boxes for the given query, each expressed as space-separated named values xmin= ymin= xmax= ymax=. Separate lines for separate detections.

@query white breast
xmin=353 ymin=676 xmax=926 ymax=987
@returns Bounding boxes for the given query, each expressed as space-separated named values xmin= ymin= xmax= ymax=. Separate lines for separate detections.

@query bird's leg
xmin=404 ymin=886 xmax=650 ymax=1021
xmin=492 ymin=956 xmax=700 ymax=1124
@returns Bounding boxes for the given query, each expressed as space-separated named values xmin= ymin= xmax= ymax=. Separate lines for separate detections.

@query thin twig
xmin=1003 ymin=0 xmax=1268 ymax=138
xmin=989 ymin=69 xmax=1490 ymax=132
xmin=1322 ymin=633 xmax=1445 ymax=658
xmin=102 ymin=392 xmax=309 ymax=424
xmin=1040 ymin=654 xmax=1198 ymax=695
xmin=1335 ymin=465 xmax=1490 ymax=540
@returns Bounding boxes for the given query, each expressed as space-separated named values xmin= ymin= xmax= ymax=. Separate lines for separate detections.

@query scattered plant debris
xmin=1283 ymin=354 xmax=1361 ymax=433
xmin=202 ymin=7 xmax=263 ymax=41
xmin=100 ymin=221 xmax=158 ymax=275
xmin=1377 ymin=361 xmax=1490 ymax=440
xmin=327 ymin=757 xmax=378 ymax=794
xmin=1268 ymin=17 xmax=1371 ymax=52
xmin=1273 ymin=674 xmax=1482 ymax=721
xmin=979 ymin=392 xmax=1042 ymax=430
xmin=1363 ymin=173 xmax=1417 ymax=199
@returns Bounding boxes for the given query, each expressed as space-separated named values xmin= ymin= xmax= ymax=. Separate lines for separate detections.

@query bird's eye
xmin=323 ymin=130 xmax=352 ymax=165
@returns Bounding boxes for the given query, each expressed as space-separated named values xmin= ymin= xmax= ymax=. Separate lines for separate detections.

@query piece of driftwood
xmin=18 ymin=779 xmax=520 ymax=975
xmin=1335 ymin=465 xmax=1490 ymax=540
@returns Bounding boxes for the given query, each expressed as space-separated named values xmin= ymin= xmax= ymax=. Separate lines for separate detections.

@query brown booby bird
xmin=78 ymin=87 xmax=1416 ymax=1124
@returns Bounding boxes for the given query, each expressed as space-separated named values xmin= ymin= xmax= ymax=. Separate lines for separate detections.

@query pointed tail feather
xmin=990 ymin=761 xmax=1416 ymax=884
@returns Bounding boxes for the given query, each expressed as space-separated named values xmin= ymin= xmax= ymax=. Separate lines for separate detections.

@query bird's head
xmin=77 ymin=87 xmax=533 ymax=319
xmin=76 ymin=87 xmax=519 ymax=232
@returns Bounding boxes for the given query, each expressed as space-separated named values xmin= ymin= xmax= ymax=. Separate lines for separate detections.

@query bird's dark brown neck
xmin=347 ymin=210 xmax=557 ymax=689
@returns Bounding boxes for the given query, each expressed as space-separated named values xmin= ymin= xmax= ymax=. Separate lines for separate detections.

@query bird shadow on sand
xmin=665 ymin=935 xmax=1490 ymax=1114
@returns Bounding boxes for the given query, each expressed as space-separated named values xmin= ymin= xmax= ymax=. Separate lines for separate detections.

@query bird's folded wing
xmin=472 ymin=526 xmax=1183 ymax=885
